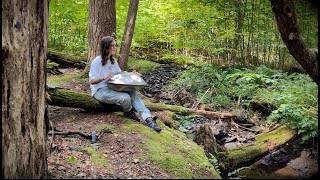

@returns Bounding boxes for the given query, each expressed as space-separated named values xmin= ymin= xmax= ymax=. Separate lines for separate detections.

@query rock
xmin=77 ymin=172 xmax=87 ymax=177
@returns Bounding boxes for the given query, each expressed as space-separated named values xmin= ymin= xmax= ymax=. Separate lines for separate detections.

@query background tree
xmin=81 ymin=0 xmax=116 ymax=77
xmin=118 ymin=0 xmax=140 ymax=70
xmin=2 ymin=0 xmax=48 ymax=178
xmin=270 ymin=0 xmax=318 ymax=84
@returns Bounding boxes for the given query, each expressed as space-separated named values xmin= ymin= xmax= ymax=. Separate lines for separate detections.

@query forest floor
xmin=46 ymin=65 xmax=318 ymax=179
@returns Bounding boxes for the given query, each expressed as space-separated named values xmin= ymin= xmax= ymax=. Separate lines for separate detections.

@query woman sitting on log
xmin=89 ymin=36 xmax=162 ymax=132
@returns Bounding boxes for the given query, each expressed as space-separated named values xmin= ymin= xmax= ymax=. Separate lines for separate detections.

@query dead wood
xmin=222 ymin=126 xmax=296 ymax=170
xmin=48 ymin=131 xmax=92 ymax=139
xmin=47 ymin=87 xmax=235 ymax=120
xmin=47 ymin=49 xmax=87 ymax=69
xmin=194 ymin=123 xmax=226 ymax=155
xmin=47 ymin=127 xmax=112 ymax=140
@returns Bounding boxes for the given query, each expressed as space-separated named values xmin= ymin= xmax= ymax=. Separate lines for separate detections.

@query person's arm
xmin=90 ymin=71 xmax=114 ymax=85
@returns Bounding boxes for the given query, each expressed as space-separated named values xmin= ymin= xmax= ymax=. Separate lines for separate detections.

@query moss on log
xmin=47 ymin=87 xmax=235 ymax=119
xmin=220 ymin=125 xmax=296 ymax=170
xmin=47 ymin=87 xmax=119 ymax=112
xmin=47 ymin=48 xmax=87 ymax=69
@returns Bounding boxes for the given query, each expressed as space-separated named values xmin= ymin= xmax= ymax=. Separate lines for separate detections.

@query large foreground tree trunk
xmin=118 ymin=0 xmax=140 ymax=70
xmin=2 ymin=0 xmax=48 ymax=178
xmin=81 ymin=0 xmax=116 ymax=77
xmin=270 ymin=0 xmax=318 ymax=84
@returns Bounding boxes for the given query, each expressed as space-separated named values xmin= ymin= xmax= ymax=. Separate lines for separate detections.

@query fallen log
xmin=222 ymin=125 xmax=296 ymax=170
xmin=47 ymin=49 xmax=87 ymax=69
xmin=47 ymin=87 xmax=235 ymax=119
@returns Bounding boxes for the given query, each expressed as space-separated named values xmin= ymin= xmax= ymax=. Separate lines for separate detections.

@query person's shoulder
xmin=92 ymin=56 xmax=102 ymax=64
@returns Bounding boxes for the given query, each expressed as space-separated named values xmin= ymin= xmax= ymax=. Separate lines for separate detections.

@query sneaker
xmin=144 ymin=117 xmax=162 ymax=132
xmin=123 ymin=109 xmax=140 ymax=122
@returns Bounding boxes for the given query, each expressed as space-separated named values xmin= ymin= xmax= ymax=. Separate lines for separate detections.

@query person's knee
xmin=118 ymin=93 xmax=131 ymax=105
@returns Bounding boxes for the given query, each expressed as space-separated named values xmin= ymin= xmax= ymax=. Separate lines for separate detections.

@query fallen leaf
xmin=133 ymin=159 xmax=139 ymax=164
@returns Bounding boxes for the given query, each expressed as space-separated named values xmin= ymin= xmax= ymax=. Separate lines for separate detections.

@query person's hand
xmin=132 ymin=70 xmax=141 ymax=77
xmin=102 ymin=71 xmax=114 ymax=80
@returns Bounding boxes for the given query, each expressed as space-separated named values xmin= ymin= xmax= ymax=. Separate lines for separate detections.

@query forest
xmin=2 ymin=0 xmax=318 ymax=179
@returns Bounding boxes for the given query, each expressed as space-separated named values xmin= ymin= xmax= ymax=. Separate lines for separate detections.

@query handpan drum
xmin=107 ymin=71 xmax=148 ymax=91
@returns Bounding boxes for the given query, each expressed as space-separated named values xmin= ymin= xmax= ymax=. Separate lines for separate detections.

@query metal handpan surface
xmin=107 ymin=71 xmax=148 ymax=87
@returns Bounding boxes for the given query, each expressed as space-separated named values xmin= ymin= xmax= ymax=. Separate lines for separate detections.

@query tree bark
xmin=270 ymin=0 xmax=318 ymax=84
xmin=2 ymin=0 xmax=48 ymax=178
xmin=118 ymin=0 xmax=140 ymax=70
xmin=81 ymin=0 xmax=116 ymax=77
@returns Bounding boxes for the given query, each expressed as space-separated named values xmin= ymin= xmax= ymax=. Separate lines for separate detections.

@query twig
xmin=192 ymin=88 xmax=210 ymax=110
xmin=47 ymin=128 xmax=113 ymax=140
xmin=237 ymin=95 xmax=241 ymax=106
xmin=49 ymin=120 xmax=54 ymax=153
xmin=97 ymin=127 xmax=113 ymax=139
xmin=237 ymin=124 xmax=258 ymax=133
xmin=48 ymin=131 xmax=91 ymax=139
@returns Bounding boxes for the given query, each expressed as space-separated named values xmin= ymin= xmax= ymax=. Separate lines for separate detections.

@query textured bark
xmin=270 ymin=0 xmax=318 ymax=84
xmin=118 ymin=0 xmax=140 ymax=70
xmin=2 ymin=0 xmax=48 ymax=178
xmin=194 ymin=124 xmax=225 ymax=155
xmin=81 ymin=0 xmax=116 ymax=77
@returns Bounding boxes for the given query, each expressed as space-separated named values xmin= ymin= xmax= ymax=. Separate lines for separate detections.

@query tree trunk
xmin=232 ymin=0 xmax=245 ymax=62
xmin=2 ymin=0 xmax=48 ymax=178
xmin=118 ymin=0 xmax=140 ymax=70
xmin=81 ymin=0 xmax=116 ymax=77
xmin=270 ymin=0 xmax=318 ymax=84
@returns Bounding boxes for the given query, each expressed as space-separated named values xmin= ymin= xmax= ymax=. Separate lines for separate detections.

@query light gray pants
xmin=93 ymin=85 xmax=151 ymax=120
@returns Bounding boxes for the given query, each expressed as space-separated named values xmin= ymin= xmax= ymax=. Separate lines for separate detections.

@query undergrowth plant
xmin=166 ymin=64 xmax=318 ymax=141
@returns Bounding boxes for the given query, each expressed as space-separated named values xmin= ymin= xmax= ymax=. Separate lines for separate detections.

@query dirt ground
xmin=47 ymin=105 xmax=176 ymax=179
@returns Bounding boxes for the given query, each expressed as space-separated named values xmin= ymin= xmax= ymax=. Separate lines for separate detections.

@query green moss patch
xmin=47 ymin=73 xmax=80 ymax=85
xmin=224 ymin=126 xmax=296 ymax=169
xmin=81 ymin=147 xmax=110 ymax=167
xmin=122 ymin=121 xmax=221 ymax=179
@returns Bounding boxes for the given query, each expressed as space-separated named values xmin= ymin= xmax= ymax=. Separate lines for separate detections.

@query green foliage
xmin=208 ymin=153 xmax=221 ymax=175
xmin=49 ymin=0 xmax=89 ymax=56
xmin=127 ymin=57 xmax=160 ymax=73
xmin=255 ymin=73 xmax=318 ymax=141
xmin=267 ymin=104 xmax=318 ymax=141
xmin=166 ymin=64 xmax=318 ymax=141
xmin=49 ymin=0 xmax=317 ymax=70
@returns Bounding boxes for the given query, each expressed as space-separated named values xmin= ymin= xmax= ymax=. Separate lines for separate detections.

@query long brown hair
xmin=100 ymin=36 xmax=115 ymax=66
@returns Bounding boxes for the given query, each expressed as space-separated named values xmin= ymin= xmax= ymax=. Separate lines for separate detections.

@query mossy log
xmin=220 ymin=125 xmax=296 ymax=170
xmin=47 ymin=61 xmax=63 ymax=75
xmin=47 ymin=49 xmax=87 ymax=69
xmin=47 ymin=87 xmax=235 ymax=119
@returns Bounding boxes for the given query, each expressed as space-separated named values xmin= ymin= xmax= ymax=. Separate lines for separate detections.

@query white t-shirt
xmin=89 ymin=55 xmax=122 ymax=96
